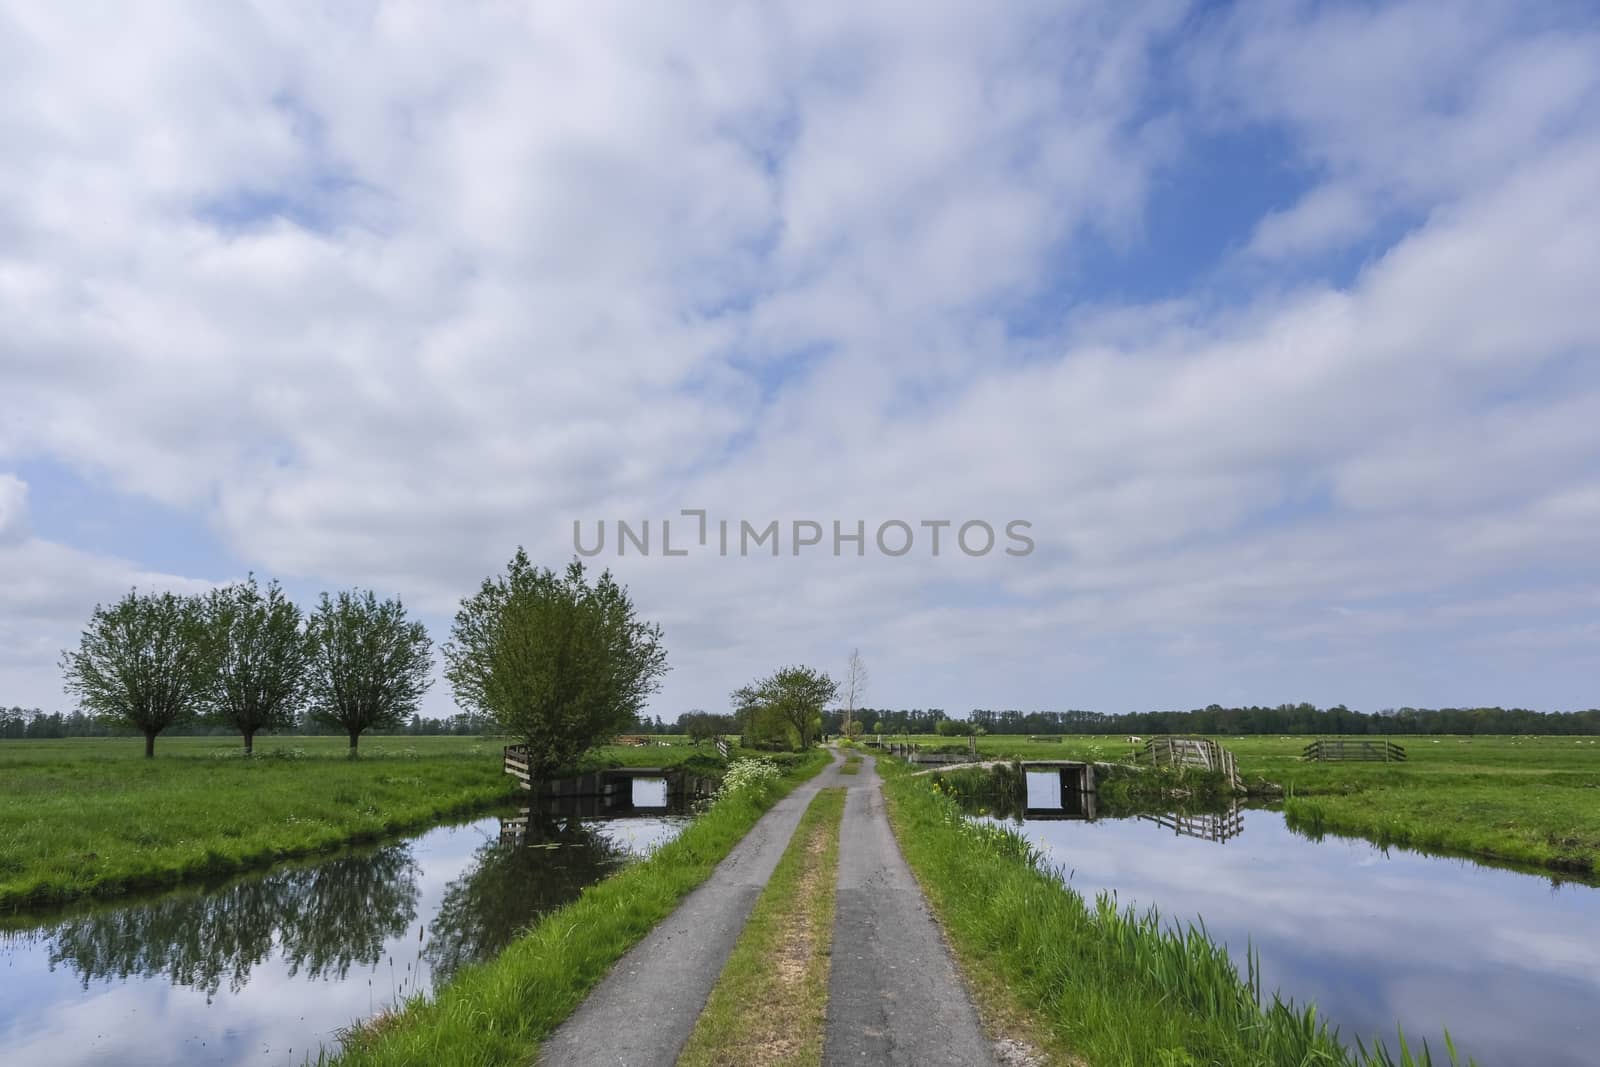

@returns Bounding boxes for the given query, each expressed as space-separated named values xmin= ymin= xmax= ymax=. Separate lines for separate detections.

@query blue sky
xmin=3 ymin=1 xmax=1599 ymax=718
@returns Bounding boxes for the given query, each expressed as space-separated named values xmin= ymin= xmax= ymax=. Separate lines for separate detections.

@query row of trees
xmin=967 ymin=703 xmax=1600 ymax=736
xmin=52 ymin=552 xmax=671 ymax=777
xmin=0 ymin=706 xmax=493 ymax=740
xmin=60 ymin=578 xmax=432 ymax=756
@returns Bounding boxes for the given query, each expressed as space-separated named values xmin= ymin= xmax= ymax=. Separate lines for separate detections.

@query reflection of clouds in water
xmin=0 ymin=810 xmax=695 ymax=1067
xmin=590 ymin=815 xmax=692 ymax=855
xmin=1018 ymin=810 xmax=1600 ymax=1066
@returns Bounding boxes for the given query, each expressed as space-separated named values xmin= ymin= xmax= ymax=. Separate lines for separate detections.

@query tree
xmin=60 ymin=589 xmax=211 ymax=757
xmin=733 ymin=666 xmax=838 ymax=751
xmin=203 ymin=575 xmax=308 ymax=756
xmin=842 ymin=648 xmax=868 ymax=732
xmin=681 ymin=710 xmax=720 ymax=748
xmin=443 ymin=552 xmax=668 ymax=783
xmin=305 ymin=589 xmax=433 ymax=753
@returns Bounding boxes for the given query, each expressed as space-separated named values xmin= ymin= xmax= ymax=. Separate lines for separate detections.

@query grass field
xmin=884 ymin=733 xmax=1600 ymax=874
xmin=0 ymin=734 xmax=732 ymax=911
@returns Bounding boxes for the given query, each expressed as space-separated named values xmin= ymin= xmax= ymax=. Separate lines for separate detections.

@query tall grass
xmin=326 ymin=750 xmax=830 ymax=1066
xmin=890 ymin=767 xmax=1471 ymax=1066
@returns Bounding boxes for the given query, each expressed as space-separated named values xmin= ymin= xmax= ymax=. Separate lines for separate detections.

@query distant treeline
xmin=964 ymin=704 xmax=1600 ymax=736
xmin=0 ymin=707 xmax=495 ymax=740
xmin=11 ymin=702 xmax=1600 ymax=741
xmin=629 ymin=703 xmax=1600 ymax=737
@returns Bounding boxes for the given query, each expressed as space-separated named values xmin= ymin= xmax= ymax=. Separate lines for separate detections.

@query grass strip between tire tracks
xmin=676 ymin=787 xmax=846 ymax=1067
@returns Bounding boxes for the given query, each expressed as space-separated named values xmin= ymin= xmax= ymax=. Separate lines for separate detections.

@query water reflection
xmin=1134 ymin=806 xmax=1245 ymax=843
xmin=990 ymin=806 xmax=1600 ymax=1066
xmin=37 ymin=848 xmax=420 ymax=999
xmin=0 ymin=802 xmax=693 ymax=1067
xmin=425 ymin=814 xmax=631 ymax=983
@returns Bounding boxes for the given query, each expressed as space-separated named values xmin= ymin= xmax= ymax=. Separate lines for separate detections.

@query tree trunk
xmin=243 ymin=729 xmax=255 ymax=757
xmin=144 ymin=730 xmax=156 ymax=759
xmin=348 ymin=729 xmax=360 ymax=754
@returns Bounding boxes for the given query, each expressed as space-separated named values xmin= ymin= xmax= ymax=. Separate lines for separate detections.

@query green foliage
xmin=731 ymin=665 xmax=838 ymax=751
xmin=680 ymin=710 xmax=721 ymax=748
xmin=59 ymin=588 xmax=212 ymax=757
xmin=935 ymin=718 xmax=975 ymax=736
xmin=717 ymin=758 xmax=782 ymax=797
xmin=443 ymin=551 xmax=667 ymax=782
xmin=204 ymin=575 xmax=309 ymax=755
xmin=306 ymin=589 xmax=433 ymax=752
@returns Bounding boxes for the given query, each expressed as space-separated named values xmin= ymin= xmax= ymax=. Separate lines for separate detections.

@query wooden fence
xmin=1302 ymin=739 xmax=1406 ymax=762
xmin=1139 ymin=736 xmax=1241 ymax=791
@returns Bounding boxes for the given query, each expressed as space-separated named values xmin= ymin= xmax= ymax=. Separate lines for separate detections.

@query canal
xmin=0 ymin=780 xmax=693 ymax=1067
xmin=995 ymin=789 xmax=1599 ymax=1066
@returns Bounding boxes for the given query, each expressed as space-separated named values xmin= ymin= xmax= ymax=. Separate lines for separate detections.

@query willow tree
xmin=444 ymin=552 xmax=667 ymax=784
xmin=204 ymin=575 xmax=308 ymax=756
xmin=733 ymin=665 xmax=838 ymax=751
xmin=60 ymin=589 xmax=211 ymax=757
xmin=305 ymin=589 xmax=433 ymax=753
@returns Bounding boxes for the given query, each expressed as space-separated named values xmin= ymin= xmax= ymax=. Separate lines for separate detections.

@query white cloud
xmin=0 ymin=473 xmax=28 ymax=544
xmin=0 ymin=477 xmax=216 ymax=707
xmin=1 ymin=2 xmax=1598 ymax=714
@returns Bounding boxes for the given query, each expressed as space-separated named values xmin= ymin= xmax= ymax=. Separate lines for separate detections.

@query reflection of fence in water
xmin=1136 ymin=805 xmax=1246 ymax=843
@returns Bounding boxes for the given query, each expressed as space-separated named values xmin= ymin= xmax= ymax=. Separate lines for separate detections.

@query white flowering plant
xmin=717 ymin=758 xmax=781 ymax=798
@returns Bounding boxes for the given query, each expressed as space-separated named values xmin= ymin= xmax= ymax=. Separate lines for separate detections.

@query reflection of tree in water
xmin=950 ymin=789 xmax=1026 ymax=823
xmin=40 ymin=845 xmax=419 ymax=999
xmin=424 ymin=815 xmax=629 ymax=983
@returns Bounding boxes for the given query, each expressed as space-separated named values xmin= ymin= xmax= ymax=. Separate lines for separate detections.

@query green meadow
xmin=0 ymin=734 xmax=726 ymax=911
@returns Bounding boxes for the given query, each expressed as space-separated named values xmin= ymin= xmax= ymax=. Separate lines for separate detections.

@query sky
xmin=3 ymin=1 xmax=1599 ymax=719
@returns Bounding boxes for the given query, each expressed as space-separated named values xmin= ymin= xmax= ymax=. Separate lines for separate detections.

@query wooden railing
xmin=1139 ymin=736 xmax=1241 ymax=790
xmin=504 ymin=744 xmax=533 ymax=788
xmin=1302 ymin=739 xmax=1406 ymax=762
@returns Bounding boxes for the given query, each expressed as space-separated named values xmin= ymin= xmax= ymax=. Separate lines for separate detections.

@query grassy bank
xmin=328 ymin=751 xmax=829 ymax=1066
xmin=0 ymin=735 xmax=743 ymax=910
xmin=678 ymin=787 xmax=845 ymax=1067
xmin=885 ymin=763 xmax=1464 ymax=1066
xmin=889 ymin=733 xmax=1600 ymax=873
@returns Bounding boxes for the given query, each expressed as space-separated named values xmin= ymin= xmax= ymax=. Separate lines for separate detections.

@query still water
xmin=991 ymin=801 xmax=1599 ymax=1066
xmin=0 ymin=783 xmax=691 ymax=1067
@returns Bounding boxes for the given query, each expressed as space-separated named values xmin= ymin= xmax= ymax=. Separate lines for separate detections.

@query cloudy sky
xmin=3 ymin=1 xmax=1599 ymax=719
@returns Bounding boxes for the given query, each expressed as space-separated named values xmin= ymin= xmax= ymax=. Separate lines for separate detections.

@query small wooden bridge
xmin=1020 ymin=761 xmax=1099 ymax=819
xmin=1302 ymin=739 xmax=1406 ymax=762
xmin=503 ymin=745 xmax=709 ymax=804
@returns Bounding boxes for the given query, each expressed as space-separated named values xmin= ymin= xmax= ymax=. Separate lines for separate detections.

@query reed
xmin=882 ymin=763 xmax=1471 ymax=1066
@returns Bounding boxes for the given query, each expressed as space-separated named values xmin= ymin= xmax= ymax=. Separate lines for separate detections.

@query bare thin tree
xmin=843 ymin=648 xmax=868 ymax=732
